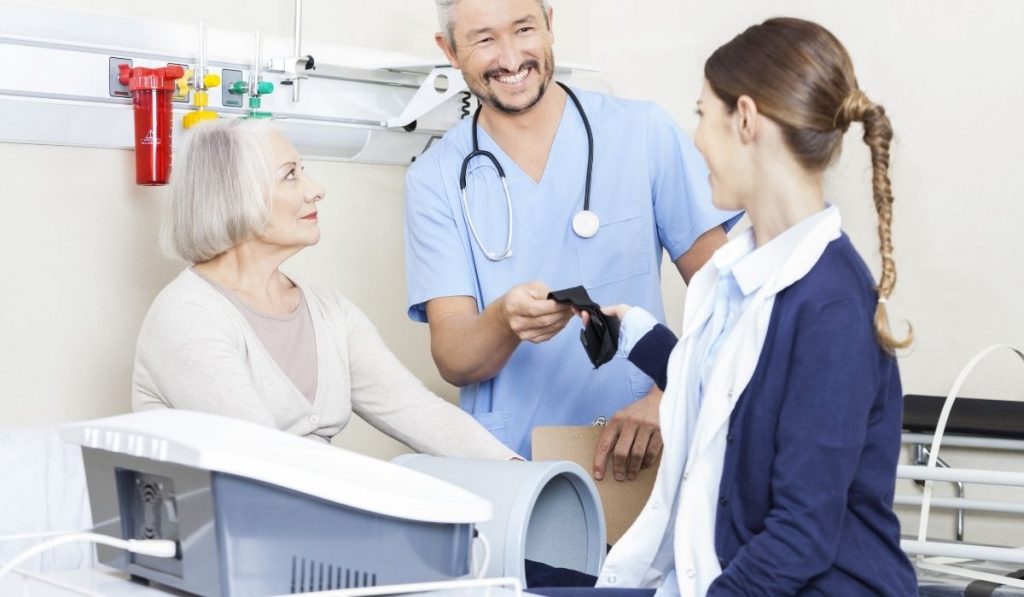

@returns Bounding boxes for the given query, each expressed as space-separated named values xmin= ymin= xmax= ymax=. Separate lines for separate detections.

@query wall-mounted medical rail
xmin=0 ymin=34 xmax=460 ymax=127
xmin=0 ymin=1 xmax=592 ymax=166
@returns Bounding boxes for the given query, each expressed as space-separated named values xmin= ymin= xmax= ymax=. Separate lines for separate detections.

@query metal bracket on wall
xmin=385 ymin=66 xmax=468 ymax=129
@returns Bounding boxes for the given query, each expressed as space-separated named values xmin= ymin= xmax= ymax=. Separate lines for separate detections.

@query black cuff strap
xmin=548 ymin=286 xmax=620 ymax=369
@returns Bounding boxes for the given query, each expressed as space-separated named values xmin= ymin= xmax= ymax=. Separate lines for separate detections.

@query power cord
xmin=472 ymin=529 xmax=491 ymax=579
xmin=0 ymin=532 xmax=175 ymax=583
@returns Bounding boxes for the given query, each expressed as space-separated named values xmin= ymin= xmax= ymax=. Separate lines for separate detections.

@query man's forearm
xmin=429 ymin=298 xmax=520 ymax=386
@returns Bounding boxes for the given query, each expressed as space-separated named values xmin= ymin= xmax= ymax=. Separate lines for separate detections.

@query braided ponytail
xmin=838 ymin=90 xmax=913 ymax=352
xmin=705 ymin=18 xmax=913 ymax=353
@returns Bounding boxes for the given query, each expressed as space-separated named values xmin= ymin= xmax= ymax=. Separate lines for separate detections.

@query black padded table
xmin=903 ymin=395 xmax=1024 ymax=440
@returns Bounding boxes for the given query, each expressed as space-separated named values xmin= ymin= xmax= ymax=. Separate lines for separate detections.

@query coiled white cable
xmin=0 ymin=530 xmax=90 ymax=542
xmin=912 ymin=344 xmax=1024 ymax=589
xmin=0 ymin=532 xmax=175 ymax=583
xmin=916 ymin=344 xmax=1024 ymax=542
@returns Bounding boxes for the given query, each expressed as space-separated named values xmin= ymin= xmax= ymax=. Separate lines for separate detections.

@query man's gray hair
xmin=165 ymin=118 xmax=274 ymax=263
xmin=436 ymin=0 xmax=551 ymax=48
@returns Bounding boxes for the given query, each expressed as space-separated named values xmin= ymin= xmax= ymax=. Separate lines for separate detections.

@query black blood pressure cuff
xmin=547 ymin=286 xmax=620 ymax=369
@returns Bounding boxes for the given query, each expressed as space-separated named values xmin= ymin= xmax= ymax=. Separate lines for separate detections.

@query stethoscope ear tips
xmin=572 ymin=210 xmax=600 ymax=239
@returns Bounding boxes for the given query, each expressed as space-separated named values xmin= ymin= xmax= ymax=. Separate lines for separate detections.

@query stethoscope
xmin=459 ymin=81 xmax=597 ymax=262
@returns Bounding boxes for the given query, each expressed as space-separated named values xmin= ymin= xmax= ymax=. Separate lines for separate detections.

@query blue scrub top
xmin=404 ymin=88 xmax=735 ymax=458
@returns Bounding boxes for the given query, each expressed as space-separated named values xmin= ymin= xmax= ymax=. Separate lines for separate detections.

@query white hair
xmin=436 ymin=0 xmax=551 ymax=47
xmin=164 ymin=118 xmax=274 ymax=263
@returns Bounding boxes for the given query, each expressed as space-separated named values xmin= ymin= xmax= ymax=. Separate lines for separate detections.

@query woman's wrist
xmin=618 ymin=307 xmax=659 ymax=356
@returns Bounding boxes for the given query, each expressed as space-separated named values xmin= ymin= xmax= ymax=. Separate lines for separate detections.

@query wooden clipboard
xmin=532 ymin=425 xmax=659 ymax=545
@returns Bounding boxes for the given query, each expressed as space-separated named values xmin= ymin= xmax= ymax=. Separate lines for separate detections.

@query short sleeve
xmin=646 ymin=103 xmax=739 ymax=260
xmin=403 ymin=153 xmax=479 ymax=323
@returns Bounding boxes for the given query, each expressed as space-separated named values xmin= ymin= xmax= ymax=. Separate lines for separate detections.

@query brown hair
xmin=705 ymin=17 xmax=912 ymax=352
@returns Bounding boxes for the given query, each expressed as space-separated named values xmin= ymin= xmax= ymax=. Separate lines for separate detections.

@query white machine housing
xmin=62 ymin=410 xmax=492 ymax=596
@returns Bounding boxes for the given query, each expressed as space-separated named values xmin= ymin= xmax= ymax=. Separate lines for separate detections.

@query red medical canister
xmin=118 ymin=64 xmax=185 ymax=185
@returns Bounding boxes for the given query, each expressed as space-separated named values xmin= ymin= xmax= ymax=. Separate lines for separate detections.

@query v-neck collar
xmin=186 ymin=268 xmax=326 ymax=411
xmin=474 ymin=94 xmax=574 ymax=187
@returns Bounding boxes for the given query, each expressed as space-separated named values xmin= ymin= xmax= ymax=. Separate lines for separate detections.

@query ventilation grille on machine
xmin=114 ymin=468 xmax=183 ymax=577
xmin=290 ymin=556 xmax=377 ymax=594
xmin=136 ymin=479 xmax=162 ymax=539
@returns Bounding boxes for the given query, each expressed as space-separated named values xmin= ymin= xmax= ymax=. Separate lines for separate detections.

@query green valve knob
xmin=229 ymin=81 xmax=248 ymax=95
xmin=256 ymin=81 xmax=274 ymax=95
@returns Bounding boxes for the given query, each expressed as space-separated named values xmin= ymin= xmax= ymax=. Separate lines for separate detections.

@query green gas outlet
xmin=221 ymin=69 xmax=244 ymax=108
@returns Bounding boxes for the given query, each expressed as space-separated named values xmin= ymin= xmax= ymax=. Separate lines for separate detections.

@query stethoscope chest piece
xmin=461 ymin=82 xmax=597 ymax=259
xmin=572 ymin=210 xmax=600 ymax=239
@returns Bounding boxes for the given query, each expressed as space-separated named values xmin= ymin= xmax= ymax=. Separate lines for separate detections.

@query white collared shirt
xmin=600 ymin=206 xmax=841 ymax=596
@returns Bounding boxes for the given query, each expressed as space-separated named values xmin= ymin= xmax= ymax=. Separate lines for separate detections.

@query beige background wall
xmin=2 ymin=0 xmax=1023 ymax=544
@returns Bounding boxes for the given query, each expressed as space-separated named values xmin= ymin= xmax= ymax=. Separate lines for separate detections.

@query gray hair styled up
xmin=165 ymin=118 xmax=274 ymax=263
xmin=436 ymin=0 xmax=551 ymax=48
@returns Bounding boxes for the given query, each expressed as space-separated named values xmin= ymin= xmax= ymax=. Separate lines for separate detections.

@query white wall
xmin=2 ymin=0 xmax=1023 ymax=545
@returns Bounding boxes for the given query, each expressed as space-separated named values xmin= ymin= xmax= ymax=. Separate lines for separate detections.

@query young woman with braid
xmin=569 ymin=17 xmax=917 ymax=597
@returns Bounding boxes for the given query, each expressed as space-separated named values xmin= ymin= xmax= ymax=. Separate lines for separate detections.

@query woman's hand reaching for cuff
xmin=575 ymin=303 xmax=633 ymax=327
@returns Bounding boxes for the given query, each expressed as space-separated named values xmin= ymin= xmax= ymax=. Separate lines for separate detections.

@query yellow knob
xmin=175 ymin=70 xmax=191 ymax=100
xmin=183 ymin=109 xmax=219 ymax=129
xmin=203 ymin=73 xmax=221 ymax=89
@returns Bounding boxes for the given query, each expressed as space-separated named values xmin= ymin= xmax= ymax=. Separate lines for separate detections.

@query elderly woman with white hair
xmin=131 ymin=118 xmax=518 ymax=460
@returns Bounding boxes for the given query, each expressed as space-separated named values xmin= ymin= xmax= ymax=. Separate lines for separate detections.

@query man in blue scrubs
xmin=404 ymin=0 xmax=736 ymax=472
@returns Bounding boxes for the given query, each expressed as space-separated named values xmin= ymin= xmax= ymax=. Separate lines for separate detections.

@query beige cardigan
xmin=132 ymin=269 xmax=517 ymax=460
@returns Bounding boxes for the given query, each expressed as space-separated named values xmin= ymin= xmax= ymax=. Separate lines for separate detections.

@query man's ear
xmin=546 ymin=6 xmax=555 ymax=44
xmin=735 ymin=95 xmax=759 ymax=144
xmin=435 ymin=32 xmax=460 ymax=69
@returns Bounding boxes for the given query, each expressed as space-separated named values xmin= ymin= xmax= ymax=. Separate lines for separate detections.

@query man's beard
xmin=470 ymin=51 xmax=555 ymax=115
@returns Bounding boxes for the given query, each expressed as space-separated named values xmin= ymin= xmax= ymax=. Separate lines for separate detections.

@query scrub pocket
xmin=576 ymin=214 xmax=652 ymax=289
xmin=473 ymin=410 xmax=512 ymax=447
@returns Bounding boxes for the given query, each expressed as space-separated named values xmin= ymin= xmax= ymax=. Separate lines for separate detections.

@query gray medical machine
xmin=62 ymin=410 xmax=492 ymax=596
xmin=394 ymin=455 xmax=607 ymax=584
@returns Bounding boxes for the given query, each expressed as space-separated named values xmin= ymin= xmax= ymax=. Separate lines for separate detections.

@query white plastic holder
xmin=269 ymin=55 xmax=314 ymax=80
xmin=392 ymin=456 xmax=606 ymax=585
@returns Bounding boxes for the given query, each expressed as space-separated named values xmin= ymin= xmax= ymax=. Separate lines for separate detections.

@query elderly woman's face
xmin=260 ymin=131 xmax=325 ymax=250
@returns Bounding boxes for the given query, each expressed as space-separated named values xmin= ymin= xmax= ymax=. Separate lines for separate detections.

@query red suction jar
xmin=119 ymin=64 xmax=185 ymax=186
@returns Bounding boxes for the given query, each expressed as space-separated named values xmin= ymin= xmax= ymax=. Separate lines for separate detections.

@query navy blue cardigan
xmin=628 ymin=235 xmax=917 ymax=596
